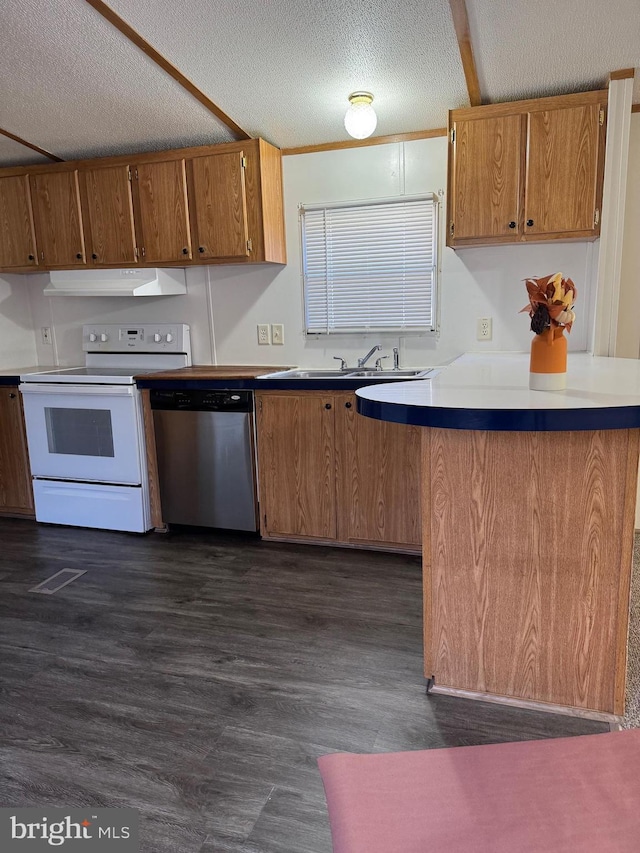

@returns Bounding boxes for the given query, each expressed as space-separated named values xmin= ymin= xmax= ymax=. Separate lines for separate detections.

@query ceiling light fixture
xmin=344 ymin=91 xmax=377 ymax=139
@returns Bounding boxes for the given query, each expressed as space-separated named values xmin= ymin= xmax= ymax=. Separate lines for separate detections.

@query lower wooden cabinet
xmin=255 ymin=391 xmax=421 ymax=552
xmin=0 ymin=386 xmax=34 ymax=515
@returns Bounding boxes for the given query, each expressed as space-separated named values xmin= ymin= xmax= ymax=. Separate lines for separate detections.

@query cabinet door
xmin=256 ymin=393 xmax=336 ymax=540
xmin=30 ymin=171 xmax=86 ymax=266
xmin=450 ymin=114 xmax=522 ymax=240
xmin=525 ymin=104 xmax=601 ymax=236
xmin=0 ymin=387 xmax=34 ymax=514
xmin=133 ymin=159 xmax=191 ymax=263
xmin=190 ymin=151 xmax=249 ymax=259
xmin=336 ymin=394 xmax=421 ymax=549
xmin=0 ymin=175 xmax=38 ymax=268
xmin=82 ymin=165 xmax=137 ymax=264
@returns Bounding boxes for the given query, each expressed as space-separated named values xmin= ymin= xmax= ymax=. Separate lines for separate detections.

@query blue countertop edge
xmin=356 ymin=396 xmax=640 ymax=431
xmin=0 ymin=375 xmax=23 ymax=386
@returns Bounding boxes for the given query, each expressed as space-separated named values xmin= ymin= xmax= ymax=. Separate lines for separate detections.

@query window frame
xmin=299 ymin=193 xmax=440 ymax=337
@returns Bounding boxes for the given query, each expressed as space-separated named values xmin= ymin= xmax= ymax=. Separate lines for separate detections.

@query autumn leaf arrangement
xmin=521 ymin=273 xmax=577 ymax=334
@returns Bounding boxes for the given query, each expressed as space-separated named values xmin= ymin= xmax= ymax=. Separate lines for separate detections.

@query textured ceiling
xmin=0 ymin=0 xmax=638 ymax=167
xmin=467 ymin=0 xmax=640 ymax=103
xmin=104 ymin=0 xmax=469 ymax=147
xmin=0 ymin=0 xmax=235 ymax=164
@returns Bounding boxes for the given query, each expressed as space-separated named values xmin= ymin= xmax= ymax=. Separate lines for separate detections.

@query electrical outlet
xmin=476 ymin=317 xmax=492 ymax=341
xmin=41 ymin=327 xmax=52 ymax=345
xmin=271 ymin=323 xmax=284 ymax=345
xmin=257 ymin=324 xmax=271 ymax=345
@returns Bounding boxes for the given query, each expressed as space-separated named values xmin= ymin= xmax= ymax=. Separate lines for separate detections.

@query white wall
xmin=21 ymin=136 xmax=597 ymax=368
xmin=0 ymin=274 xmax=38 ymax=367
xmin=617 ymin=113 xmax=640 ymax=360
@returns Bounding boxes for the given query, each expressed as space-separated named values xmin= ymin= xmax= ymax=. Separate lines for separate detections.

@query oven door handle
xmin=19 ymin=383 xmax=136 ymax=397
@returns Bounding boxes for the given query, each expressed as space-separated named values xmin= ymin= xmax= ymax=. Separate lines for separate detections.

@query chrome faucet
xmin=374 ymin=355 xmax=389 ymax=371
xmin=393 ymin=347 xmax=400 ymax=370
xmin=357 ymin=344 xmax=382 ymax=368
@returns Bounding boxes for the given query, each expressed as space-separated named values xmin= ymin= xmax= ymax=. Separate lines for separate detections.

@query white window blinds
xmin=301 ymin=194 xmax=438 ymax=335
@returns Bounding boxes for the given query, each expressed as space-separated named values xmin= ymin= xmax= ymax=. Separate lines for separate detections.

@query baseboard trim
xmin=430 ymin=685 xmax=622 ymax=724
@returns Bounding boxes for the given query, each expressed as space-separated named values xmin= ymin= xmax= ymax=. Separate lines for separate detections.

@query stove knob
xmin=100 ymin=333 xmax=108 ymax=342
xmin=165 ymin=333 xmax=174 ymax=343
xmin=89 ymin=333 xmax=97 ymax=342
xmin=154 ymin=333 xmax=162 ymax=343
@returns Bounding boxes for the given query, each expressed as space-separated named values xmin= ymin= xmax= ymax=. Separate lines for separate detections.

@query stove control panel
xmin=83 ymin=324 xmax=191 ymax=354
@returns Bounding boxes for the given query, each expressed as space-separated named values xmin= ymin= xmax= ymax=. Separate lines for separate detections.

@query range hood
xmin=43 ymin=268 xmax=187 ymax=297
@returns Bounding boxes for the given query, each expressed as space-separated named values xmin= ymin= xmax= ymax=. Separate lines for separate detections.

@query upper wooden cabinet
xmin=189 ymin=150 xmax=249 ymax=260
xmin=447 ymin=90 xmax=607 ymax=248
xmin=30 ymin=170 xmax=86 ymax=266
xmin=0 ymin=175 xmax=38 ymax=269
xmin=81 ymin=165 xmax=137 ymax=265
xmin=133 ymin=157 xmax=192 ymax=264
xmin=0 ymin=138 xmax=286 ymax=273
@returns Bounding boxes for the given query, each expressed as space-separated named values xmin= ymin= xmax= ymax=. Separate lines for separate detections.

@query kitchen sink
xmin=257 ymin=368 xmax=434 ymax=380
xmin=347 ymin=369 xmax=432 ymax=378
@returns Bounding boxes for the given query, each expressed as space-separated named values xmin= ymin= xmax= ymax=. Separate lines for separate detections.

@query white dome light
xmin=344 ymin=91 xmax=377 ymax=139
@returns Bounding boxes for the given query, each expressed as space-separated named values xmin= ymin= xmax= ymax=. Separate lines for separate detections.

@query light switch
xmin=271 ymin=324 xmax=284 ymax=345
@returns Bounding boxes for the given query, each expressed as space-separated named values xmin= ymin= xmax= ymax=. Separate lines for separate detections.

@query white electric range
xmin=19 ymin=323 xmax=191 ymax=533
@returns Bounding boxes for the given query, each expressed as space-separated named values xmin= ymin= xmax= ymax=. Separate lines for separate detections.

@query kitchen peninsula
xmin=357 ymin=353 xmax=640 ymax=719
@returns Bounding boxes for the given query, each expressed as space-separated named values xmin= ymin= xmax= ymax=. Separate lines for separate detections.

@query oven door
xmin=19 ymin=383 xmax=143 ymax=485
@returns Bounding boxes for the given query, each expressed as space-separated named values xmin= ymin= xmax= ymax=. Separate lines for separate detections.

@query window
xmin=301 ymin=194 xmax=438 ymax=335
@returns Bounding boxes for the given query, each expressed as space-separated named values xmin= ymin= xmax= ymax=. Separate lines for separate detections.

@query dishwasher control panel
xmin=149 ymin=389 xmax=253 ymax=413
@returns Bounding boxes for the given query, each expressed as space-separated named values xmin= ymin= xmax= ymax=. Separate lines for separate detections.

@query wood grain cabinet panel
xmin=256 ymin=391 xmax=420 ymax=552
xmin=190 ymin=151 xmax=249 ymax=259
xmin=256 ymin=392 xmax=336 ymax=540
xmin=133 ymin=158 xmax=191 ymax=263
xmin=447 ymin=90 xmax=606 ymax=248
xmin=0 ymin=387 xmax=34 ymax=515
xmin=525 ymin=104 xmax=601 ymax=236
xmin=30 ymin=170 xmax=86 ymax=266
xmin=0 ymin=175 xmax=38 ymax=268
xmin=423 ymin=427 xmax=638 ymax=714
xmin=82 ymin=165 xmax=137 ymax=265
xmin=450 ymin=115 xmax=522 ymax=241
xmin=335 ymin=394 xmax=421 ymax=549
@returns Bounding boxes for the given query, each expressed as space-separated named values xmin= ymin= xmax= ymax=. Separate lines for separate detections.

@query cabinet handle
xmin=28 ymin=254 xmax=34 ymax=261
xmin=526 ymin=219 xmax=534 ymax=227
xmin=198 ymin=246 xmax=205 ymax=253
xmin=182 ymin=247 xmax=189 ymax=255
xmin=8 ymin=393 xmax=16 ymax=399
xmin=345 ymin=401 xmax=352 ymax=408
xmin=76 ymin=253 xmax=83 ymax=260
xmin=324 ymin=403 xmax=332 ymax=410
xmin=508 ymin=221 xmax=516 ymax=229
xmin=92 ymin=253 xmax=98 ymax=260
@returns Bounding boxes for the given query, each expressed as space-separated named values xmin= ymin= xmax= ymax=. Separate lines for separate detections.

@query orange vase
xmin=529 ymin=326 xmax=567 ymax=390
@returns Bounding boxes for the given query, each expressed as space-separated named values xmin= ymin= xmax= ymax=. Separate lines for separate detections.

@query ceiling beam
xmin=448 ymin=0 xmax=482 ymax=107
xmin=0 ymin=128 xmax=63 ymax=162
xmin=85 ymin=0 xmax=251 ymax=141
xmin=282 ymin=128 xmax=447 ymax=156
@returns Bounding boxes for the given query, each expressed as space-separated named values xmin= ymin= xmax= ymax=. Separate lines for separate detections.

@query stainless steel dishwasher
xmin=150 ymin=389 xmax=258 ymax=531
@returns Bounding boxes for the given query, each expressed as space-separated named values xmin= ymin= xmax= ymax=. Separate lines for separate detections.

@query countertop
xmin=0 ymin=366 xmax=59 ymax=386
xmin=356 ymin=352 xmax=640 ymax=431
xmin=134 ymin=365 xmax=292 ymax=381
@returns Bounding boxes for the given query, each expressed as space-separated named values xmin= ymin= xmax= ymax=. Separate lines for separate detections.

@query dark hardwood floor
xmin=0 ymin=518 xmax=607 ymax=852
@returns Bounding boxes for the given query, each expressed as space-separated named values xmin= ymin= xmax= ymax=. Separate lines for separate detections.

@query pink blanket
xmin=319 ymin=730 xmax=640 ymax=852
